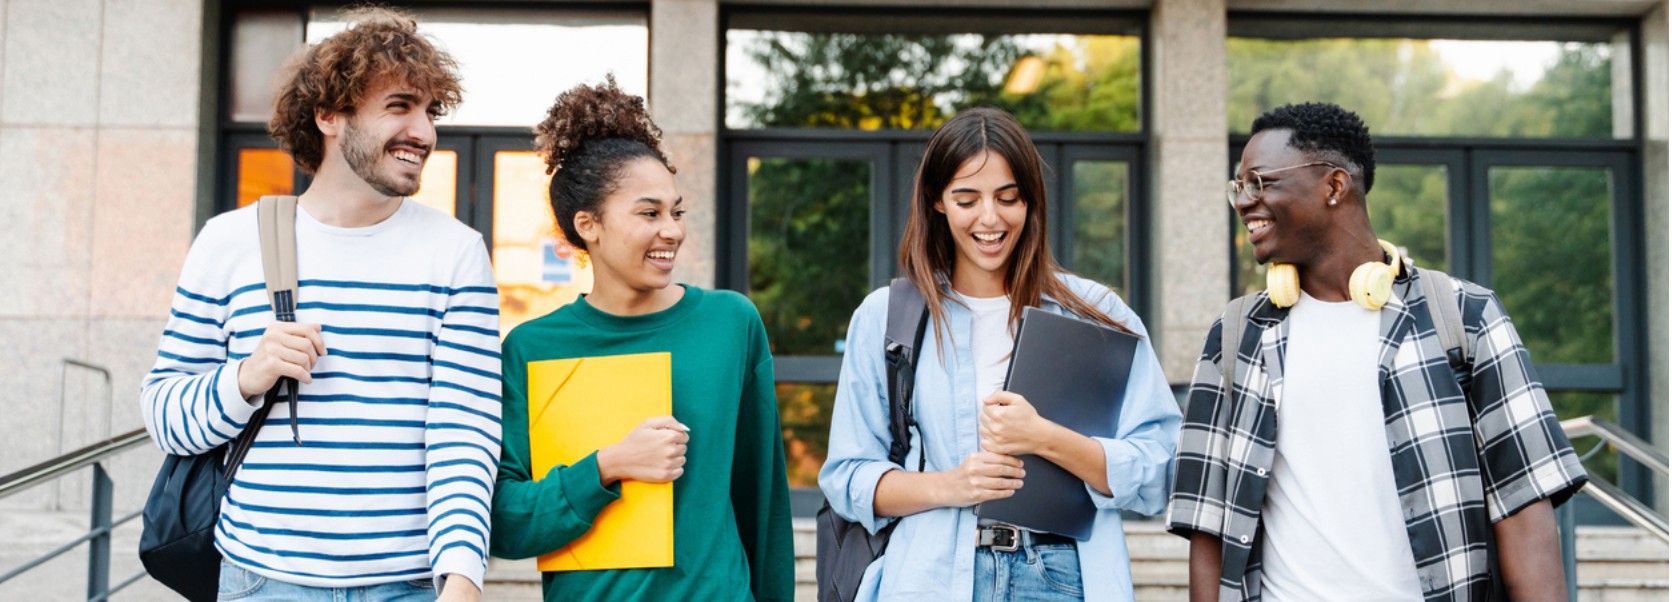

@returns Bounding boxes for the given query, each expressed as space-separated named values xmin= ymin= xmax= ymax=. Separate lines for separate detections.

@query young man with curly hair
xmin=140 ymin=8 xmax=499 ymax=601
xmin=1168 ymin=102 xmax=1586 ymax=602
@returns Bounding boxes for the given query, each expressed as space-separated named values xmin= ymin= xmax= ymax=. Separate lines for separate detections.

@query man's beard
xmin=341 ymin=117 xmax=421 ymax=197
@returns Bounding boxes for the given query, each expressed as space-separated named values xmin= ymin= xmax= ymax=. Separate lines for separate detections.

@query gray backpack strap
xmin=256 ymin=195 xmax=302 ymax=445
xmin=884 ymin=278 xmax=929 ymax=470
xmin=1220 ymin=295 xmax=1256 ymax=397
xmin=1416 ymin=267 xmax=1470 ymax=371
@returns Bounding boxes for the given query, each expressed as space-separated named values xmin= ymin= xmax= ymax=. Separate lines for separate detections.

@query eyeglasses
xmin=1226 ymin=162 xmax=1343 ymax=207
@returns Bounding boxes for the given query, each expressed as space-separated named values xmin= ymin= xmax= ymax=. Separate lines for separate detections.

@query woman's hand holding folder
xmin=979 ymin=392 xmax=1113 ymax=497
xmin=597 ymin=416 xmax=690 ymax=485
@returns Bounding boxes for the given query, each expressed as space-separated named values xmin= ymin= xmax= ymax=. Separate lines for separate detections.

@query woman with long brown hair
xmin=820 ymin=107 xmax=1180 ymax=601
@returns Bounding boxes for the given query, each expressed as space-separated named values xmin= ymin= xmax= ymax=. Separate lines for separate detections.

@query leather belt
xmin=976 ymin=524 xmax=1074 ymax=552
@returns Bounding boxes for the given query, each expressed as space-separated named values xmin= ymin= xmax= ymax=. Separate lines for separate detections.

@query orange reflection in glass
xmin=409 ymin=150 xmax=457 ymax=217
xmin=493 ymin=150 xmax=591 ymax=335
xmin=236 ymin=149 xmax=294 ymax=208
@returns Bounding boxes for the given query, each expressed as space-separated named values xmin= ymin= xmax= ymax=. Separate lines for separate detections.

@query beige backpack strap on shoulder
xmin=256 ymin=195 xmax=302 ymax=444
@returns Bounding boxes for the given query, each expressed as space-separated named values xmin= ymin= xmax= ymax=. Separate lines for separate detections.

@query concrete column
xmin=1640 ymin=0 xmax=1667 ymax=514
xmin=1149 ymin=0 xmax=1229 ymax=384
xmin=0 ymin=0 xmax=197 ymax=512
xmin=650 ymin=0 xmax=720 ymax=289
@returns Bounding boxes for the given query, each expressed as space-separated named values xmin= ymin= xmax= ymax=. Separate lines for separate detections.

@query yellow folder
xmin=527 ymin=352 xmax=673 ymax=572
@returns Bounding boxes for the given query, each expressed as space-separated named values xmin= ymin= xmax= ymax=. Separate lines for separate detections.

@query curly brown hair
xmin=534 ymin=75 xmax=675 ymax=249
xmin=268 ymin=7 xmax=463 ymax=174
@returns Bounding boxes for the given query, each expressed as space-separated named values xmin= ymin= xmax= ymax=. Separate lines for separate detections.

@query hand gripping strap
xmin=257 ymin=196 xmax=302 ymax=444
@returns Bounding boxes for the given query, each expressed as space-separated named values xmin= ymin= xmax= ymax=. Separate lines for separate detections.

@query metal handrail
xmin=1562 ymin=415 xmax=1670 ymax=477
xmin=55 ymin=359 xmax=115 ymax=510
xmin=1557 ymin=415 xmax=1669 ymax=544
xmin=0 ymin=428 xmax=155 ymax=601
xmin=1580 ymin=478 xmax=1669 ymax=541
xmin=0 ymin=428 xmax=150 ymax=502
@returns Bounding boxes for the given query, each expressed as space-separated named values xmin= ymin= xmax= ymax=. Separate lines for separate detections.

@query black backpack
xmin=139 ymin=196 xmax=298 ymax=601
xmin=815 ymin=278 xmax=930 ymax=602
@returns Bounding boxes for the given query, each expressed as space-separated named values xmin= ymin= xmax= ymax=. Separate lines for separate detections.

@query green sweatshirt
xmin=491 ymin=285 xmax=794 ymax=601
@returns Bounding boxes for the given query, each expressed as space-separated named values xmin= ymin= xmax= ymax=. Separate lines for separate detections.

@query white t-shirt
xmin=954 ymin=292 xmax=1013 ymax=404
xmin=1259 ymin=292 xmax=1424 ymax=601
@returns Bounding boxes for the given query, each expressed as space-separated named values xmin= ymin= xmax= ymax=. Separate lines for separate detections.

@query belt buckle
xmin=989 ymin=525 xmax=1020 ymax=553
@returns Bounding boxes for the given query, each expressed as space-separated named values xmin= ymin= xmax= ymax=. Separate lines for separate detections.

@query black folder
xmin=974 ymin=306 xmax=1139 ymax=540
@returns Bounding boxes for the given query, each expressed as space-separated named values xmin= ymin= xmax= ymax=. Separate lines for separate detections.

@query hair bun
xmin=534 ymin=74 xmax=665 ymax=176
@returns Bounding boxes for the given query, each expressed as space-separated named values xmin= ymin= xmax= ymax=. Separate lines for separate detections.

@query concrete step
xmin=359 ymin=518 xmax=1672 ymax=602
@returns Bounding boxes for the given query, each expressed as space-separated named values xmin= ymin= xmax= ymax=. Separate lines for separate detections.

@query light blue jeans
xmin=218 ymin=560 xmax=437 ymax=602
xmin=973 ymin=540 xmax=1085 ymax=601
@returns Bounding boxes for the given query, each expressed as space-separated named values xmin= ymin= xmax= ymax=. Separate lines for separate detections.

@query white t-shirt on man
xmin=1259 ymin=291 xmax=1425 ymax=601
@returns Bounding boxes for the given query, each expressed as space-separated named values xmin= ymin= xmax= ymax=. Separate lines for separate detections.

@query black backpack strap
xmin=884 ymin=278 xmax=929 ymax=470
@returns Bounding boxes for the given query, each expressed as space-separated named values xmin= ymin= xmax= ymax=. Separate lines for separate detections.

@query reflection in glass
xmin=1490 ymin=166 xmax=1614 ymax=364
xmin=236 ymin=149 xmax=295 ymax=208
xmin=1228 ymin=38 xmax=1619 ymax=138
xmin=409 ymin=150 xmax=458 ymax=217
xmin=231 ymin=10 xmax=303 ymax=123
xmin=308 ymin=9 xmax=647 ymax=127
xmin=1549 ymin=391 xmax=1618 ymax=483
xmin=1231 ymin=164 xmax=1450 ymax=297
xmin=492 ymin=151 xmax=591 ymax=336
xmin=777 ymin=383 xmax=837 ymax=488
xmin=747 ymin=157 xmax=871 ymax=356
xmin=727 ymin=31 xmax=1140 ymax=132
xmin=1368 ymin=164 xmax=1447 ymax=270
xmin=1071 ymin=161 xmax=1129 ymax=297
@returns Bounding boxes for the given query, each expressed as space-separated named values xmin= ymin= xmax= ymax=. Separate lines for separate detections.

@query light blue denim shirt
xmin=819 ymin=274 xmax=1181 ymax=602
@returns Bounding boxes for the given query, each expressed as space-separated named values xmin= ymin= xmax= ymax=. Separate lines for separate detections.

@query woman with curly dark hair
xmin=489 ymin=76 xmax=795 ymax=601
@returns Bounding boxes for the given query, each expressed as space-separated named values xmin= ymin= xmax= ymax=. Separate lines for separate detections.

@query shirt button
xmin=1239 ymin=535 xmax=1250 ymax=544
xmin=1256 ymin=468 xmax=1268 ymax=477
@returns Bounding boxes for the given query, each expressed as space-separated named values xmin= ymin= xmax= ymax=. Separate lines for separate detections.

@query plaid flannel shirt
xmin=1166 ymin=263 xmax=1588 ymax=602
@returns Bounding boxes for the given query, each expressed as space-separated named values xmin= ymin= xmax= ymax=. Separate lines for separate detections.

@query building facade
xmin=0 ymin=0 xmax=1664 ymax=529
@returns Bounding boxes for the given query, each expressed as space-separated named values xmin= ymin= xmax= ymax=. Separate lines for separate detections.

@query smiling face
xmin=334 ymin=79 xmax=439 ymax=197
xmin=934 ymin=150 xmax=1027 ymax=296
xmin=1235 ymin=129 xmax=1336 ymax=266
xmin=576 ymin=157 xmax=685 ymax=294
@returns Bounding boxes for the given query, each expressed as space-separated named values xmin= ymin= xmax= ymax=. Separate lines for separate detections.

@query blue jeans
xmin=973 ymin=540 xmax=1084 ymax=601
xmin=218 ymin=560 xmax=437 ymax=602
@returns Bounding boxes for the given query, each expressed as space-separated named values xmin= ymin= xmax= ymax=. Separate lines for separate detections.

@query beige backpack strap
xmin=256 ymin=195 xmax=302 ymax=445
xmin=257 ymin=196 xmax=299 ymax=322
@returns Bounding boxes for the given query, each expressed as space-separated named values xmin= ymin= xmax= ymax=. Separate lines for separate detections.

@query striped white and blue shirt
xmin=140 ymin=200 xmax=502 ymax=590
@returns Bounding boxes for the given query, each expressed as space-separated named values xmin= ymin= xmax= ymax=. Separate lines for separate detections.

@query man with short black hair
xmin=1168 ymin=102 xmax=1586 ymax=602
xmin=141 ymin=8 xmax=499 ymax=601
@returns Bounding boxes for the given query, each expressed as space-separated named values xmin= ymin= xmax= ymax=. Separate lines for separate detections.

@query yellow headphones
xmin=1267 ymin=239 xmax=1403 ymax=310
